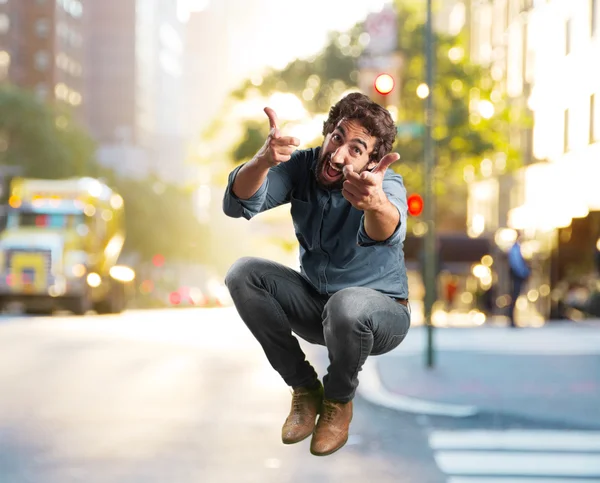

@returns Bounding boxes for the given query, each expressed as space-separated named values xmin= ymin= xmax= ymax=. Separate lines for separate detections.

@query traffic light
xmin=407 ymin=193 xmax=424 ymax=216
xmin=152 ymin=254 xmax=165 ymax=268
xmin=169 ymin=291 xmax=181 ymax=305
xmin=374 ymin=73 xmax=395 ymax=95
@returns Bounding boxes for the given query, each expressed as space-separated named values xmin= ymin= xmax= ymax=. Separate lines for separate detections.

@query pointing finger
xmin=276 ymin=136 xmax=301 ymax=147
xmin=343 ymin=180 xmax=368 ymax=198
xmin=372 ymin=152 xmax=401 ymax=174
xmin=359 ymin=170 xmax=378 ymax=185
xmin=264 ymin=107 xmax=280 ymax=134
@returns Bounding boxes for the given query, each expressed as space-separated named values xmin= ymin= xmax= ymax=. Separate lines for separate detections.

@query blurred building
xmin=182 ymin=0 xmax=271 ymax=137
xmin=183 ymin=9 xmax=222 ymax=140
xmin=467 ymin=0 xmax=600 ymax=320
xmin=0 ymin=0 xmax=85 ymax=118
xmin=85 ymin=0 xmax=192 ymax=184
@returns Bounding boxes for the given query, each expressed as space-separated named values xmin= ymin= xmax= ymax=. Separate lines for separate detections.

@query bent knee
xmin=325 ymin=288 xmax=374 ymax=325
xmin=224 ymin=257 xmax=261 ymax=288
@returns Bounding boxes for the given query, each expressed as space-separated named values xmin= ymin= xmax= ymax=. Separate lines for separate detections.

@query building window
xmin=34 ymin=50 xmax=50 ymax=71
xmin=592 ymin=94 xmax=598 ymax=143
xmin=0 ymin=50 xmax=9 ymax=80
xmin=35 ymin=83 xmax=49 ymax=100
xmin=54 ymin=82 xmax=68 ymax=101
xmin=564 ymin=109 xmax=570 ymax=153
xmin=68 ymin=90 xmax=82 ymax=106
xmin=566 ymin=18 xmax=572 ymax=55
xmin=0 ymin=13 xmax=9 ymax=34
xmin=61 ymin=0 xmax=83 ymax=18
xmin=0 ymin=50 xmax=9 ymax=65
xmin=35 ymin=18 xmax=50 ymax=38
xmin=592 ymin=0 xmax=598 ymax=37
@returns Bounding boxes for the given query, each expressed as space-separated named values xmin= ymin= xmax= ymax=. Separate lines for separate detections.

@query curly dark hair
xmin=322 ymin=92 xmax=397 ymax=162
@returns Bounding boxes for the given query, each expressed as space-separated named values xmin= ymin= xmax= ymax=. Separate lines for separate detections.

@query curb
xmin=357 ymin=358 xmax=479 ymax=418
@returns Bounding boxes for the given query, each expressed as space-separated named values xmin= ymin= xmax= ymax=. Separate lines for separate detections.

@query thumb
xmin=372 ymin=152 xmax=400 ymax=174
xmin=264 ymin=107 xmax=280 ymax=137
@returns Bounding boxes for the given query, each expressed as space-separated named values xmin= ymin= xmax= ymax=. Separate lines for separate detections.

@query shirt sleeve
xmin=222 ymin=149 xmax=309 ymax=220
xmin=357 ymin=171 xmax=408 ymax=247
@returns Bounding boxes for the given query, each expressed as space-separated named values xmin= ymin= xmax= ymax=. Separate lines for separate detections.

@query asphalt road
xmin=0 ymin=308 xmax=598 ymax=483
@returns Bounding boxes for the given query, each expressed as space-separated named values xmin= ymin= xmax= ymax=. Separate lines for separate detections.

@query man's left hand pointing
xmin=341 ymin=153 xmax=400 ymax=211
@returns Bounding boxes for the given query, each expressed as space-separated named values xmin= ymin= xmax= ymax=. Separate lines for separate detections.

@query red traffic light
xmin=407 ymin=194 xmax=424 ymax=216
xmin=374 ymin=73 xmax=395 ymax=95
xmin=169 ymin=291 xmax=181 ymax=305
xmin=152 ymin=254 xmax=165 ymax=267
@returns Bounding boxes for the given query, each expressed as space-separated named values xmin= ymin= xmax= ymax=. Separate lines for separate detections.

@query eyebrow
xmin=336 ymin=125 xmax=368 ymax=150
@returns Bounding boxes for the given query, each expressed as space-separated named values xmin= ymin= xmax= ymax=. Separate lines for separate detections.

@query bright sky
xmin=180 ymin=0 xmax=394 ymax=132
xmin=184 ymin=0 xmax=392 ymax=71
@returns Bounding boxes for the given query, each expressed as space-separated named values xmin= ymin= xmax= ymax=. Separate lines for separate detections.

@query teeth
xmin=328 ymin=161 xmax=342 ymax=172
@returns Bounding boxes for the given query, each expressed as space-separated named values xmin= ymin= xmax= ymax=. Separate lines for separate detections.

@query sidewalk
xmin=362 ymin=322 xmax=600 ymax=427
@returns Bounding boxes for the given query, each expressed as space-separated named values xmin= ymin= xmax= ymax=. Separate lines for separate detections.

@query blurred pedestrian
xmin=507 ymin=233 xmax=531 ymax=327
xmin=223 ymin=93 xmax=410 ymax=456
xmin=444 ymin=274 xmax=459 ymax=310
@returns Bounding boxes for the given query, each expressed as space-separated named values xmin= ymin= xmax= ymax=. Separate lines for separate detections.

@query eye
xmin=331 ymin=133 xmax=342 ymax=143
xmin=352 ymin=146 xmax=363 ymax=156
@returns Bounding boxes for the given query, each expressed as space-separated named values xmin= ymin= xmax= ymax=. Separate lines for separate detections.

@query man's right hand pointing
xmin=257 ymin=107 xmax=301 ymax=167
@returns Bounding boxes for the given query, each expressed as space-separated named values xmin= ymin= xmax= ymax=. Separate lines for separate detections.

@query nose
xmin=331 ymin=147 xmax=346 ymax=167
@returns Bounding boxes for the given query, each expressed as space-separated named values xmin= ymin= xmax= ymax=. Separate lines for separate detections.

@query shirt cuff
xmin=222 ymin=164 xmax=268 ymax=220
xmin=356 ymin=200 xmax=405 ymax=247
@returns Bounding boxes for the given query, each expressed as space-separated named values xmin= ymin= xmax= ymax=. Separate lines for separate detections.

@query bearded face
xmin=315 ymin=118 xmax=378 ymax=190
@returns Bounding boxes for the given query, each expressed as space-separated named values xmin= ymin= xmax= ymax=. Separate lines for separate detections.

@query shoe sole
xmin=309 ymin=436 xmax=348 ymax=457
xmin=282 ymin=430 xmax=314 ymax=445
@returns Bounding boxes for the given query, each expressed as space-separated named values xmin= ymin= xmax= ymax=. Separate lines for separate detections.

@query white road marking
xmin=430 ymin=429 xmax=600 ymax=481
xmin=435 ymin=451 xmax=600 ymax=477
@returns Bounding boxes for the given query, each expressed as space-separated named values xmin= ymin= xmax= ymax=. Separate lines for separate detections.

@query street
xmin=0 ymin=308 xmax=599 ymax=483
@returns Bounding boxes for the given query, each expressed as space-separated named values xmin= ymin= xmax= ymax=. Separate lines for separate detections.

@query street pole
xmin=424 ymin=0 xmax=436 ymax=368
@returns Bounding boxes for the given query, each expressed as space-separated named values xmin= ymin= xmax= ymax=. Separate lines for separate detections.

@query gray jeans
xmin=224 ymin=257 xmax=411 ymax=403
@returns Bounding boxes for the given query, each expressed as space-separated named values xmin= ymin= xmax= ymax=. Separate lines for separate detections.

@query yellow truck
xmin=0 ymin=177 xmax=135 ymax=315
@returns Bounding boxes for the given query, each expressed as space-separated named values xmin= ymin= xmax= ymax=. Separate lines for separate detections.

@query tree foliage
xmin=232 ymin=121 xmax=266 ymax=163
xmin=231 ymin=24 xmax=365 ymax=114
xmin=228 ymin=24 xmax=368 ymax=163
xmin=392 ymin=5 xmax=526 ymax=227
xmin=223 ymin=5 xmax=527 ymax=230
xmin=105 ymin=175 xmax=210 ymax=263
xmin=0 ymin=86 xmax=96 ymax=179
xmin=0 ymin=85 xmax=208 ymax=264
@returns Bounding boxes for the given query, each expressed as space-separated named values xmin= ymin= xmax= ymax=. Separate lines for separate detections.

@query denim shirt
xmin=223 ymin=147 xmax=409 ymax=299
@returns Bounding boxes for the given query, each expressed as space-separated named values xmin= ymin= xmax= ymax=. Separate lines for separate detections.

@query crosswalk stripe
xmin=430 ymin=430 xmax=600 ymax=451
xmin=434 ymin=451 xmax=600 ymax=477
xmin=447 ymin=478 xmax=598 ymax=483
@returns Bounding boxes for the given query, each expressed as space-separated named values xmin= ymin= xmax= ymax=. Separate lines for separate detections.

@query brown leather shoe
xmin=281 ymin=382 xmax=323 ymax=444
xmin=310 ymin=399 xmax=353 ymax=456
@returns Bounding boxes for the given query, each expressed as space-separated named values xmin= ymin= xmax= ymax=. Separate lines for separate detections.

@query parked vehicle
xmin=0 ymin=177 xmax=134 ymax=315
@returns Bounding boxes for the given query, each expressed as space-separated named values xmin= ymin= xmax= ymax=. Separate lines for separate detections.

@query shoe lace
xmin=291 ymin=389 xmax=310 ymax=413
xmin=292 ymin=395 xmax=304 ymax=412
xmin=321 ymin=400 xmax=340 ymax=424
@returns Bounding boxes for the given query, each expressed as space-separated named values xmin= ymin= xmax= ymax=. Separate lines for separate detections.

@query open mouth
xmin=322 ymin=158 xmax=344 ymax=183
